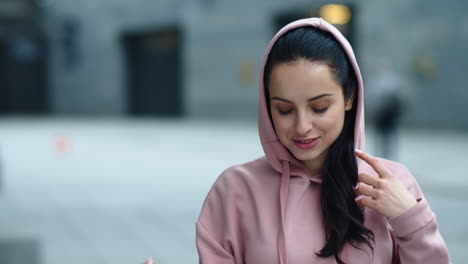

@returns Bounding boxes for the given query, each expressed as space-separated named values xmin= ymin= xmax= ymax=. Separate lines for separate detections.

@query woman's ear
xmin=345 ymin=91 xmax=355 ymax=111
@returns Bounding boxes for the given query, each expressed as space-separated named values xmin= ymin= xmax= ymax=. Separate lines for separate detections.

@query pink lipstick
xmin=293 ymin=137 xmax=319 ymax=149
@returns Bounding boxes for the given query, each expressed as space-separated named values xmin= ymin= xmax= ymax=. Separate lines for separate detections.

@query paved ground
xmin=0 ymin=117 xmax=466 ymax=264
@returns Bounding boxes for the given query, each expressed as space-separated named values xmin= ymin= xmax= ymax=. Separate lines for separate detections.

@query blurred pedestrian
xmin=366 ymin=61 xmax=406 ymax=159
xmin=196 ymin=18 xmax=448 ymax=264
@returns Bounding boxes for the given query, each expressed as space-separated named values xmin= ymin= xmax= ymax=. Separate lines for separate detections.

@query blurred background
xmin=0 ymin=0 xmax=467 ymax=263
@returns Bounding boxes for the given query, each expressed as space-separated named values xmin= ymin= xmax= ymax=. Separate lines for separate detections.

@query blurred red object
xmin=55 ymin=136 xmax=72 ymax=153
xmin=143 ymin=257 xmax=154 ymax=264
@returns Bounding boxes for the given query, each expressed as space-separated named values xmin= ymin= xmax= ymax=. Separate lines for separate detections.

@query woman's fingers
xmin=355 ymin=184 xmax=378 ymax=198
xmin=355 ymin=150 xmax=391 ymax=178
xmin=357 ymin=197 xmax=378 ymax=210
xmin=358 ymin=173 xmax=379 ymax=188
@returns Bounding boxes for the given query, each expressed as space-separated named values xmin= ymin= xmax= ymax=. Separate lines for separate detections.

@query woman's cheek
xmin=274 ymin=117 xmax=292 ymax=139
xmin=321 ymin=111 xmax=346 ymax=136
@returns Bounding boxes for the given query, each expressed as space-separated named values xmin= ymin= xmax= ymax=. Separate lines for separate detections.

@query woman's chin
xmin=291 ymin=149 xmax=319 ymax=162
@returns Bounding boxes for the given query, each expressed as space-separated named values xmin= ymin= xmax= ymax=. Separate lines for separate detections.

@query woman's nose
xmin=296 ymin=112 xmax=313 ymax=136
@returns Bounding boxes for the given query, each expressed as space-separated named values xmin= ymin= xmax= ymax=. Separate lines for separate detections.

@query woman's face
xmin=268 ymin=59 xmax=353 ymax=174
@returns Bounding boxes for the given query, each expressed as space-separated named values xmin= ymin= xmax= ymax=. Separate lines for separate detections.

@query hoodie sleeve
xmin=387 ymin=164 xmax=450 ymax=264
xmin=196 ymin=169 xmax=243 ymax=264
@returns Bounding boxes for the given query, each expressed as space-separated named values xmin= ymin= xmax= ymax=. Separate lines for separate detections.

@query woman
xmin=196 ymin=18 xmax=449 ymax=264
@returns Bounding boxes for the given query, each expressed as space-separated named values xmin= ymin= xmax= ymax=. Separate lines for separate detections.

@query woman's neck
xmin=303 ymin=153 xmax=326 ymax=176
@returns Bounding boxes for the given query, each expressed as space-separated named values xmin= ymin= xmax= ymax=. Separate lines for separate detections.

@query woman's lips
xmin=292 ymin=137 xmax=319 ymax=149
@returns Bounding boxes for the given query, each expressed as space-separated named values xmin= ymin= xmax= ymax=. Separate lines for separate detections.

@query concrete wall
xmin=41 ymin=0 xmax=468 ymax=128
xmin=358 ymin=0 xmax=468 ymax=129
xmin=43 ymin=0 xmax=188 ymax=115
xmin=181 ymin=5 xmax=269 ymax=117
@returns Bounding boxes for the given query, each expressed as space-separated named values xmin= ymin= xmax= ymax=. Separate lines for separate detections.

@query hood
xmin=258 ymin=17 xmax=365 ymax=178
xmin=257 ymin=17 xmax=366 ymax=264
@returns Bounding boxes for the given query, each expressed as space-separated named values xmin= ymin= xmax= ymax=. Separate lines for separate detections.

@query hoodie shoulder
xmin=216 ymin=156 xmax=277 ymax=188
xmin=197 ymin=156 xmax=278 ymax=245
xmin=199 ymin=156 xmax=277 ymax=218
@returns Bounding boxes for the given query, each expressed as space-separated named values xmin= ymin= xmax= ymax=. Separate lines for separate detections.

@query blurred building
xmin=1 ymin=0 xmax=467 ymax=129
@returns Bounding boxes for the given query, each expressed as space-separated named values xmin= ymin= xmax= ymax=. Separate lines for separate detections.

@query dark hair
xmin=264 ymin=27 xmax=374 ymax=264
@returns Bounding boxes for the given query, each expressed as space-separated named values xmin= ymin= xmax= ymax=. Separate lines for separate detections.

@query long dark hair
xmin=264 ymin=27 xmax=374 ymax=264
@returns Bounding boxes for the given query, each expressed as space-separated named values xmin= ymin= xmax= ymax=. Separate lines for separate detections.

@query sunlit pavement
xmin=0 ymin=117 xmax=466 ymax=264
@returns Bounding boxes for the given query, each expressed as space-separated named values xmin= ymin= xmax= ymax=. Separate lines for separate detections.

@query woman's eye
xmin=313 ymin=107 xmax=328 ymax=113
xmin=278 ymin=109 xmax=293 ymax=115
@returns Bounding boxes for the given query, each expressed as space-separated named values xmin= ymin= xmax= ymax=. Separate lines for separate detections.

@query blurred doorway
xmin=0 ymin=34 xmax=48 ymax=114
xmin=123 ymin=26 xmax=182 ymax=117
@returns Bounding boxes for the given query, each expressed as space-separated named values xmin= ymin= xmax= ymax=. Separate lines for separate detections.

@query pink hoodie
xmin=196 ymin=18 xmax=449 ymax=264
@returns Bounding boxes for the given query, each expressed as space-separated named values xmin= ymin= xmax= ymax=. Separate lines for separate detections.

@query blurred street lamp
xmin=318 ymin=4 xmax=352 ymax=25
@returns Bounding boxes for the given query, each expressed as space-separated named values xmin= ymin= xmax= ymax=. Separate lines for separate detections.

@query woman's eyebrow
xmin=271 ymin=97 xmax=292 ymax=103
xmin=271 ymin=94 xmax=332 ymax=103
xmin=308 ymin=94 xmax=332 ymax=102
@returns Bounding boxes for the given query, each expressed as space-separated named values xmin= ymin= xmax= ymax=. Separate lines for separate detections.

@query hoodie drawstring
xmin=278 ymin=160 xmax=290 ymax=264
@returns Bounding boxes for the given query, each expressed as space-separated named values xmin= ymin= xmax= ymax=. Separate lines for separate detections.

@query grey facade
xmin=11 ymin=0 xmax=468 ymax=128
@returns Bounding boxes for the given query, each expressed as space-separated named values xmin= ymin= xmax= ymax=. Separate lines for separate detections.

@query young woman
xmin=196 ymin=18 xmax=449 ymax=264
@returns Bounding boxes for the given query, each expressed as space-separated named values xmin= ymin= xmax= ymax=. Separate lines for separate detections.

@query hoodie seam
xmin=196 ymin=220 xmax=235 ymax=257
xmin=261 ymin=138 xmax=280 ymax=143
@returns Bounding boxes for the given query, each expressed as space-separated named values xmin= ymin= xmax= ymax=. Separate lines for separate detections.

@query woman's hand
xmin=355 ymin=150 xmax=418 ymax=218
